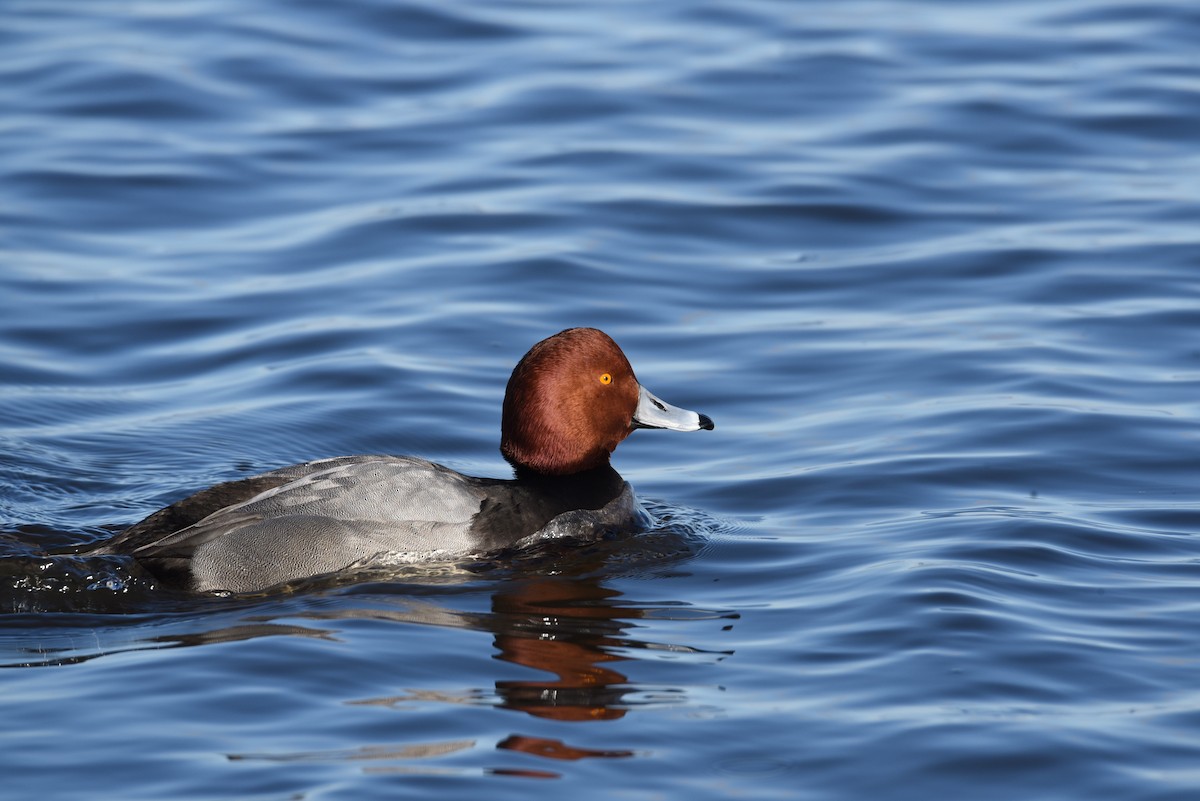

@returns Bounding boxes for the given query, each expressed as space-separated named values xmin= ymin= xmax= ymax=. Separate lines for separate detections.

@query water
xmin=2 ymin=0 xmax=1199 ymax=798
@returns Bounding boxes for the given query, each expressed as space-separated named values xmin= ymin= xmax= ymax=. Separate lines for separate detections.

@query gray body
xmin=94 ymin=456 xmax=642 ymax=593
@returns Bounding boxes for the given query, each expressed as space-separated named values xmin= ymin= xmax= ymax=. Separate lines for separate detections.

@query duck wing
xmin=96 ymin=456 xmax=487 ymax=592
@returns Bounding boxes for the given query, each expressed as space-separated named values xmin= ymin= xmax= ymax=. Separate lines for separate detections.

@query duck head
xmin=500 ymin=328 xmax=714 ymax=476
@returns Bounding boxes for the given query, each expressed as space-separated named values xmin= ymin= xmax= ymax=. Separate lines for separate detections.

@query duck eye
xmin=599 ymin=373 xmax=612 ymax=385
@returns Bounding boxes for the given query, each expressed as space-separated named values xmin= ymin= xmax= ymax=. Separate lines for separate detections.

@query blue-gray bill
xmin=632 ymin=385 xmax=715 ymax=431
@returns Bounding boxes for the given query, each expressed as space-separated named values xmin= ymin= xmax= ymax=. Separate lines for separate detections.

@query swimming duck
xmin=93 ymin=328 xmax=713 ymax=592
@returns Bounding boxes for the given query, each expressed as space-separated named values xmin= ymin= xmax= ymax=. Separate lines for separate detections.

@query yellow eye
xmin=599 ymin=373 xmax=612 ymax=385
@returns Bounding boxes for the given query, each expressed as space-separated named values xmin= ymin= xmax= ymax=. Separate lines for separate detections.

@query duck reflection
xmin=320 ymin=570 xmax=732 ymax=771
xmin=3 ymin=556 xmax=735 ymax=773
xmin=337 ymin=568 xmax=734 ymax=720
xmin=489 ymin=575 xmax=641 ymax=722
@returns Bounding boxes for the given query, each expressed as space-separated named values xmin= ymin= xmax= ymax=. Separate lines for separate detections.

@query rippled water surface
xmin=3 ymin=1 xmax=1199 ymax=798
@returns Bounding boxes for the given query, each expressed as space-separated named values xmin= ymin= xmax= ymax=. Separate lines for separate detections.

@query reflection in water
xmin=229 ymin=740 xmax=477 ymax=763
xmin=497 ymin=735 xmax=634 ymax=761
xmin=491 ymin=577 xmax=643 ymax=722
xmin=334 ymin=570 xmax=734 ymax=771
xmin=227 ymin=739 xmax=506 ymax=778
xmin=3 ymin=560 xmax=736 ymax=776
xmin=334 ymin=571 xmax=735 ymax=720
xmin=331 ymin=580 xmax=646 ymax=727
xmin=0 ymin=619 xmax=338 ymax=669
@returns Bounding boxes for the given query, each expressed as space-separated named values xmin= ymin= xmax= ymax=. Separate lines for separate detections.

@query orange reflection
xmin=498 ymin=734 xmax=633 ymax=761
xmin=491 ymin=576 xmax=643 ymax=721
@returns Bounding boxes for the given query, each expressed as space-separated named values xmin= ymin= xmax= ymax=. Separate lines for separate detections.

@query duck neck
xmin=512 ymin=462 xmax=627 ymax=508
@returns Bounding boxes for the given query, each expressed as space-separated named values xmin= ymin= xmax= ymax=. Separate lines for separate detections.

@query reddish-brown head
xmin=501 ymin=328 xmax=639 ymax=475
xmin=500 ymin=328 xmax=713 ymax=476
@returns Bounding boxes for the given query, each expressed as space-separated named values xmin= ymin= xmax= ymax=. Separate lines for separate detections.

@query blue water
xmin=3 ymin=0 xmax=1199 ymax=798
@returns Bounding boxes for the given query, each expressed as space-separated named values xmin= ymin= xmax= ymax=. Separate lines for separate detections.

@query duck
xmin=91 ymin=328 xmax=714 ymax=593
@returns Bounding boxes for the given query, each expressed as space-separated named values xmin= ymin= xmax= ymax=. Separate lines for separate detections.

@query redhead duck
xmin=93 ymin=328 xmax=713 ymax=593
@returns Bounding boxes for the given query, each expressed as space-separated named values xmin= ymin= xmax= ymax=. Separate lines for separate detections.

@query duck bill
xmin=632 ymin=385 xmax=715 ymax=432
